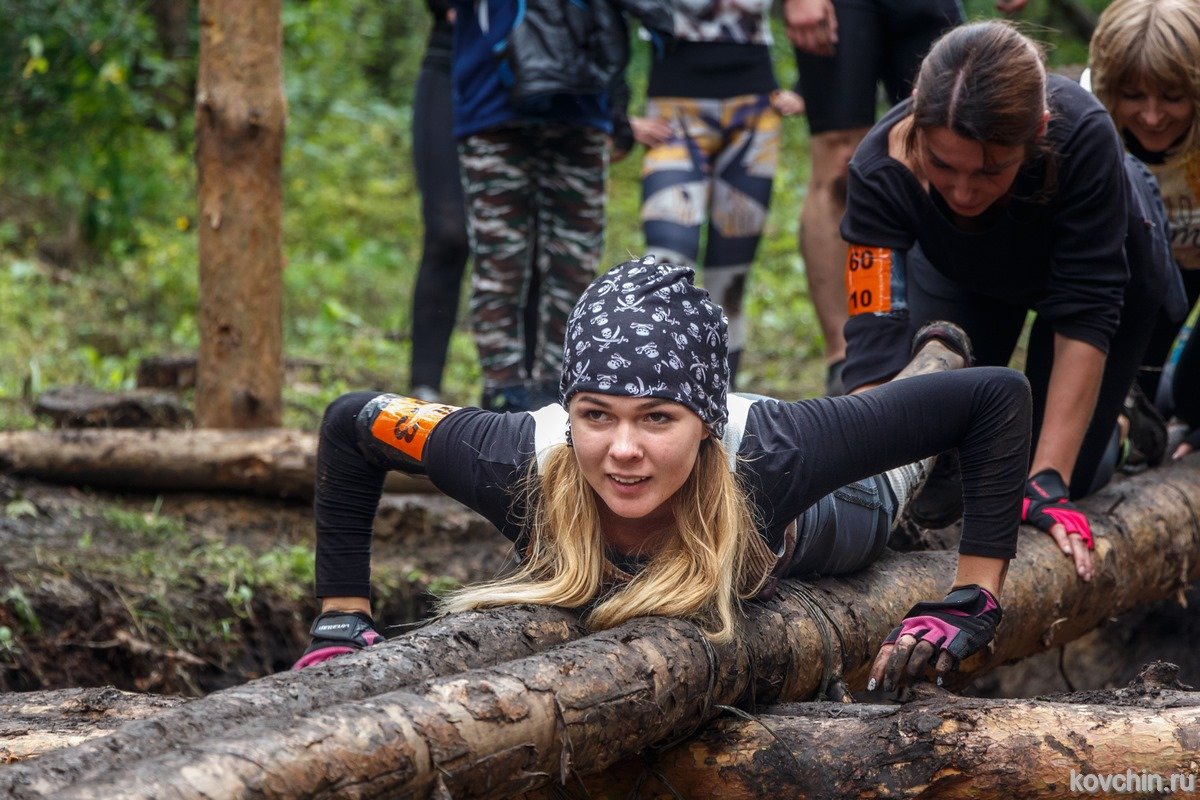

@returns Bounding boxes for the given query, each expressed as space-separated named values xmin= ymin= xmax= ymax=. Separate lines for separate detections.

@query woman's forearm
xmin=1030 ymin=334 xmax=1105 ymax=481
xmin=320 ymin=596 xmax=372 ymax=615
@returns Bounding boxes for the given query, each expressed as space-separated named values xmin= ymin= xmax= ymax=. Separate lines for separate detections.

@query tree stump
xmin=33 ymin=387 xmax=191 ymax=429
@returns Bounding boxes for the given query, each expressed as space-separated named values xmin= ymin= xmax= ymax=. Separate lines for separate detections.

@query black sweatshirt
xmin=842 ymin=75 xmax=1131 ymax=353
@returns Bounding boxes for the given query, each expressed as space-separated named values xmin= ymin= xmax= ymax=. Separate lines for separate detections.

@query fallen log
xmin=0 ymin=605 xmax=582 ymax=792
xmin=0 ymin=688 xmax=187 ymax=764
xmin=6 ymin=460 xmax=1200 ymax=799
xmin=0 ymin=428 xmax=433 ymax=498
xmin=555 ymin=663 xmax=1200 ymax=799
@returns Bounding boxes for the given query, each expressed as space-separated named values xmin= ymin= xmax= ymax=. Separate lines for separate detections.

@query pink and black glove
xmin=292 ymin=610 xmax=383 ymax=670
xmin=1022 ymin=468 xmax=1093 ymax=549
xmin=883 ymin=584 xmax=1002 ymax=669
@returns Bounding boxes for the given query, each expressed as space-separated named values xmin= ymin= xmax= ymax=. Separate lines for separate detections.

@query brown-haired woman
xmin=839 ymin=20 xmax=1187 ymax=582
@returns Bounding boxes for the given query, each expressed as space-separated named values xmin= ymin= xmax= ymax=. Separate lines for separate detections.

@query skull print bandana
xmin=559 ymin=255 xmax=730 ymax=437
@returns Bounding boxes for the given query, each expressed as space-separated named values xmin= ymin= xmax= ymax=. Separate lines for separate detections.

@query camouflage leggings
xmin=459 ymin=124 xmax=608 ymax=389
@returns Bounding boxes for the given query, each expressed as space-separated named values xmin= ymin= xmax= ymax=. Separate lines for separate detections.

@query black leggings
xmin=1141 ymin=270 xmax=1200 ymax=424
xmin=794 ymin=0 xmax=963 ymax=134
xmin=409 ymin=51 xmax=470 ymax=392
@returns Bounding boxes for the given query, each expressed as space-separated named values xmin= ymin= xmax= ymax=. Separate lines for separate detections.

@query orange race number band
xmin=369 ymin=396 xmax=458 ymax=462
xmin=845 ymin=245 xmax=895 ymax=315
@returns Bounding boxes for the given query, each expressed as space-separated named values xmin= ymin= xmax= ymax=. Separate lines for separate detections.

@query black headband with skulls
xmin=559 ymin=255 xmax=730 ymax=437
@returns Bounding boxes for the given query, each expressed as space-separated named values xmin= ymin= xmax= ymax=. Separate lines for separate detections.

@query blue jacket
xmin=451 ymin=0 xmax=673 ymax=139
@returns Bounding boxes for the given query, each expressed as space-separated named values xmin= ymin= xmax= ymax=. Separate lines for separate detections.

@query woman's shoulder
xmin=1046 ymin=74 xmax=1119 ymax=148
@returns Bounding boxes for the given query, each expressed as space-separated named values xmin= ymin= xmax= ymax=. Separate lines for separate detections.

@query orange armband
xmin=845 ymin=245 xmax=902 ymax=315
xmin=369 ymin=395 xmax=459 ymax=463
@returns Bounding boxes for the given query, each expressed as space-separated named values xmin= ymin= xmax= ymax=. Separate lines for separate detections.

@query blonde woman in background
xmin=1089 ymin=0 xmax=1200 ymax=460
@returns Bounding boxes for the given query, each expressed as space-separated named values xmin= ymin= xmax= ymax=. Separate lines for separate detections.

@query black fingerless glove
xmin=1022 ymin=468 xmax=1093 ymax=548
xmin=883 ymin=584 xmax=1002 ymax=668
xmin=292 ymin=610 xmax=383 ymax=670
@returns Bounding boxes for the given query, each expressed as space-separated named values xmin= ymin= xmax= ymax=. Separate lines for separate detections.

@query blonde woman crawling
xmin=297 ymin=256 xmax=1032 ymax=692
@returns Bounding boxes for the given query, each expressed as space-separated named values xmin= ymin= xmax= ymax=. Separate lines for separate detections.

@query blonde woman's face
xmin=568 ymin=393 xmax=707 ymax=540
xmin=1115 ymin=81 xmax=1195 ymax=153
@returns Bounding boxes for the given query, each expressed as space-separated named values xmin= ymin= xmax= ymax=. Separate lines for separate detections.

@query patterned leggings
xmin=640 ymin=94 xmax=781 ymax=383
xmin=459 ymin=124 xmax=608 ymax=391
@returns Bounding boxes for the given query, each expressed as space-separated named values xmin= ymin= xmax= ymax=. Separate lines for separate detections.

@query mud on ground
xmin=0 ymin=474 xmax=512 ymax=696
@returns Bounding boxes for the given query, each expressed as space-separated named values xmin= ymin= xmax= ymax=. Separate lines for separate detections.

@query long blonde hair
xmin=1090 ymin=0 xmax=1200 ymax=155
xmin=437 ymin=437 xmax=762 ymax=643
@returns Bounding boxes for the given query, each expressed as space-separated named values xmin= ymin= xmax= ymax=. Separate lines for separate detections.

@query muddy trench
xmin=0 ymin=474 xmax=513 ymax=696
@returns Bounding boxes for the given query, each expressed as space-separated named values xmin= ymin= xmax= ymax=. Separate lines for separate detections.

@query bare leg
xmin=800 ymin=127 xmax=870 ymax=369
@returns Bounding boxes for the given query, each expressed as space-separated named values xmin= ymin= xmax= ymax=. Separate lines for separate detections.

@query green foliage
xmin=280 ymin=2 xmax=426 ymax=392
xmin=0 ymin=626 xmax=19 ymax=665
xmin=2 ymin=587 xmax=42 ymax=635
xmin=962 ymin=0 xmax=1111 ymax=64
xmin=202 ymin=543 xmax=316 ymax=611
xmin=103 ymin=504 xmax=186 ymax=542
xmin=100 ymin=524 xmax=315 ymax=619
xmin=5 ymin=498 xmax=39 ymax=520
xmin=0 ymin=0 xmax=192 ymax=257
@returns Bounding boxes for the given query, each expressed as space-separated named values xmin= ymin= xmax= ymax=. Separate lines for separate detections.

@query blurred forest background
xmin=0 ymin=0 xmax=1110 ymax=431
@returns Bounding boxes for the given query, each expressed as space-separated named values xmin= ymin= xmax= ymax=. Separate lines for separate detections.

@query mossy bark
xmin=554 ymin=678 xmax=1200 ymax=799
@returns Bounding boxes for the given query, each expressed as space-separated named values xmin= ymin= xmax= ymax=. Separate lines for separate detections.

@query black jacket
xmin=500 ymin=0 xmax=674 ymax=148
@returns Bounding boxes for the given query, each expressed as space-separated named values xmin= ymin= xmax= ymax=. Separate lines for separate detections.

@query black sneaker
xmin=911 ymin=320 xmax=974 ymax=365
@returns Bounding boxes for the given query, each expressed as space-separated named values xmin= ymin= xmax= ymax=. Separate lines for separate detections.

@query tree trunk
xmin=0 ymin=429 xmax=433 ymax=498
xmin=5 ymin=462 xmax=1200 ymax=799
xmin=195 ymin=0 xmax=285 ymax=428
xmin=556 ymin=672 xmax=1200 ymax=799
